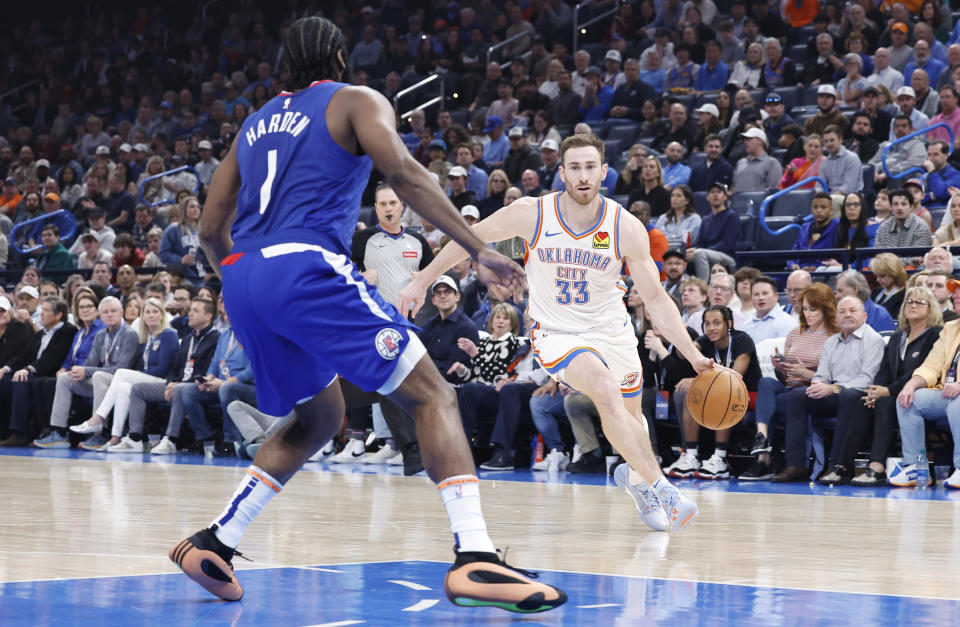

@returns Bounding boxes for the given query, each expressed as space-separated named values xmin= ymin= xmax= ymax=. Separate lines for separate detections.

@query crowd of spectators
xmin=1 ymin=1 xmax=960 ymax=487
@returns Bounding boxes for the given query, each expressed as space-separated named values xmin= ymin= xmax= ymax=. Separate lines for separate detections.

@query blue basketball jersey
xmin=233 ymin=80 xmax=373 ymax=256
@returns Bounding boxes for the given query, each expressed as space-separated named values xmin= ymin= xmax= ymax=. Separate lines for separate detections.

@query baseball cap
xmin=695 ymin=104 xmax=720 ymax=117
xmin=508 ymin=126 xmax=525 ymax=138
xmin=448 ymin=165 xmax=468 ymax=178
xmin=947 ymin=278 xmax=960 ymax=293
xmin=540 ymin=139 xmax=559 ymax=152
xmin=44 ymin=192 xmax=60 ymax=203
xmin=134 ymin=143 xmax=149 ymax=152
xmin=3 ymin=177 xmax=16 ymax=185
xmin=17 ymin=286 xmax=39 ymax=299
xmin=605 ymin=50 xmax=622 ymax=63
xmin=95 ymin=146 xmax=110 ymax=156
xmin=429 ymin=138 xmax=447 ymax=151
xmin=0 ymin=296 xmax=12 ymax=311
xmin=741 ymin=127 xmax=768 ymax=145
xmin=863 ymin=85 xmax=879 ymax=96
xmin=159 ymin=101 xmax=173 ymax=109
xmin=897 ymin=86 xmax=916 ymax=99
xmin=708 ymin=181 xmax=729 ymax=192
xmin=764 ymin=94 xmax=782 ymax=105
xmin=482 ymin=115 xmax=503 ymax=133
xmin=663 ymin=248 xmax=685 ymax=261
xmin=432 ymin=275 xmax=460 ymax=293
xmin=198 ymin=140 xmax=213 ymax=150
xmin=584 ymin=65 xmax=602 ymax=78
xmin=118 ymin=143 xmax=132 ymax=153
xmin=361 ymin=5 xmax=375 ymax=14
xmin=892 ymin=22 xmax=908 ymax=34
xmin=81 ymin=230 xmax=101 ymax=242
xmin=817 ymin=85 xmax=837 ymax=97
xmin=36 ymin=159 xmax=50 ymax=168
xmin=87 ymin=207 xmax=105 ymax=218
xmin=904 ymin=178 xmax=924 ymax=189
xmin=461 ymin=205 xmax=480 ymax=219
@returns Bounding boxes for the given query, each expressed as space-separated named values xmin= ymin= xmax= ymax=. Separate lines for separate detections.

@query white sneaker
xmin=570 ymin=444 xmax=582 ymax=464
xmin=363 ymin=443 xmax=398 ymax=464
xmin=69 ymin=419 xmax=104 ymax=435
xmin=150 ymin=436 xmax=177 ymax=455
xmin=694 ymin=453 xmax=730 ymax=479
xmin=386 ymin=451 xmax=403 ymax=465
xmin=888 ymin=462 xmax=917 ymax=487
xmin=662 ymin=451 xmax=699 ymax=478
xmin=308 ymin=440 xmax=336 ymax=462
xmin=532 ymin=449 xmax=570 ymax=471
xmin=613 ymin=464 xmax=669 ymax=531
xmin=945 ymin=468 xmax=960 ymax=489
xmin=106 ymin=436 xmax=144 ymax=453
xmin=656 ymin=481 xmax=699 ymax=531
xmin=328 ymin=438 xmax=367 ymax=463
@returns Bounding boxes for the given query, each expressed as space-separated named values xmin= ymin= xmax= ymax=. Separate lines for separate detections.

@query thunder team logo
xmin=592 ymin=231 xmax=610 ymax=249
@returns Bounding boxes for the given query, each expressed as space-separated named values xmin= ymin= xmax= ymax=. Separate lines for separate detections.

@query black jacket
xmin=10 ymin=322 xmax=79 ymax=376
xmin=168 ymin=325 xmax=220 ymax=382
xmin=871 ymin=287 xmax=905 ymax=321
xmin=0 ymin=320 xmax=34 ymax=370
xmin=874 ymin=327 xmax=941 ymax=397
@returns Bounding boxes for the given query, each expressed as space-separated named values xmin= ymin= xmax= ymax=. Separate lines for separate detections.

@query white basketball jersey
xmin=524 ymin=192 xmax=629 ymax=333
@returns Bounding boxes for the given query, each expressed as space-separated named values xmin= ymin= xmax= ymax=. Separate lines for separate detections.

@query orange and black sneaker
xmin=443 ymin=549 xmax=567 ymax=613
xmin=169 ymin=526 xmax=246 ymax=602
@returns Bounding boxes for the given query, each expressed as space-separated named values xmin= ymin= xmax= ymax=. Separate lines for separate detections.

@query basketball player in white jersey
xmin=400 ymin=133 xmax=721 ymax=531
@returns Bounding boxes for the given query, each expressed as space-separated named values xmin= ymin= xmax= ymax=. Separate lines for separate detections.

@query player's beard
xmin=564 ymin=177 xmax=601 ymax=206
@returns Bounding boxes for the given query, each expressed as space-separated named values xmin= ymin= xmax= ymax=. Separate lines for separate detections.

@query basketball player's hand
xmin=398 ymin=276 xmax=428 ymax=318
xmin=475 ymin=248 xmax=524 ymax=293
xmin=690 ymin=355 xmax=717 ymax=374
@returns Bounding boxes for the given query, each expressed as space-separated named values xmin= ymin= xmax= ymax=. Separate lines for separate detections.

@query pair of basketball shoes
xmin=168 ymin=465 xmax=694 ymax=612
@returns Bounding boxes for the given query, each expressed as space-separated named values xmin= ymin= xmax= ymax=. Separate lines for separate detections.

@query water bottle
xmin=916 ymin=449 xmax=930 ymax=489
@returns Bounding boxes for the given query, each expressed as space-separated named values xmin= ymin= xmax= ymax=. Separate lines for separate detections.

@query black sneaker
xmin=444 ymin=549 xmax=566 ymax=613
xmin=850 ymin=467 xmax=887 ymax=486
xmin=212 ymin=440 xmax=237 ymax=457
xmin=567 ymin=448 xmax=605 ymax=474
xmin=169 ymin=526 xmax=249 ymax=601
xmin=738 ymin=459 xmax=773 ymax=481
xmin=402 ymin=442 xmax=424 ymax=476
xmin=479 ymin=449 xmax=515 ymax=471
xmin=750 ymin=433 xmax=772 ymax=455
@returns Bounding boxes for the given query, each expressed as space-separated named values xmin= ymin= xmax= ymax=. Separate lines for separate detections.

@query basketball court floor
xmin=1 ymin=448 xmax=959 ymax=625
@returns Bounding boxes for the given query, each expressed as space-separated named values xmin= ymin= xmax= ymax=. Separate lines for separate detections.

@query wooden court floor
xmin=1 ymin=454 xmax=960 ymax=623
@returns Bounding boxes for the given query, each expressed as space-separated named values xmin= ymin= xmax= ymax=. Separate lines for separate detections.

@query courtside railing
xmin=138 ymin=165 xmax=201 ymax=207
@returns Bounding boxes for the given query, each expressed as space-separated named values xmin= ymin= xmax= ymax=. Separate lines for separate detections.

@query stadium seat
xmin=771 ymin=147 xmax=787 ymax=163
xmin=929 ymin=207 xmax=947 ymax=226
xmin=695 ymin=93 xmax=719 ymax=108
xmin=800 ymin=84 xmax=821 ymax=106
xmin=612 ymin=194 xmax=630 ymax=208
xmin=769 ymin=189 xmax=814 ymax=218
xmin=731 ymin=191 xmax=768 ymax=215
xmin=588 ymin=122 xmax=605 ymax=137
xmin=737 ymin=215 xmax=756 ymax=251
xmin=686 ymin=152 xmax=707 ymax=169
xmin=358 ymin=206 xmax=375 ymax=226
xmin=603 ymin=139 xmax=623 ymax=159
xmin=580 ymin=42 xmax=604 ymax=65
xmin=605 ymin=124 xmax=640 ymax=146
xmin=557 ymin=127 xmax=574 ymax=140
xmin=790 ymin=25 xmax=817 ymax=45
xmin=749 ymin=89 xmax=767 ymax=107
xmin=788 ymin=44 xmax=807 ymax=63
xmin=861 ymin=164 xmax=875 ymax=193
xmin=693 ymin=191 xmax=710 ymax=216
xmin=754 ymin=216 xmax=801 ymax=251
xmin=673 ymin=93 xmax=697 ymax=112
xmin=771 ymin=86 xmax=800 ymax=110
xmin=450 ymin=110 xmax=471 ymax=127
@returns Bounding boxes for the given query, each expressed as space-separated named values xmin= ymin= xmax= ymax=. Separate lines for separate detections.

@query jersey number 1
xmin=259 ymin=149 xmax=278 ymax=214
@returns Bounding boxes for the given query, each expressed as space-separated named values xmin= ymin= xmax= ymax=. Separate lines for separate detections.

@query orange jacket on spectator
xmin=912 ymin=319 xmax=960 ymax=388
xmin=783 ymin=0 xmax=820 ymax=27
xmin=648 ymin=225 xmax=668 ymax=281
xmin=1 ymin=192 xmax=21 ymax=215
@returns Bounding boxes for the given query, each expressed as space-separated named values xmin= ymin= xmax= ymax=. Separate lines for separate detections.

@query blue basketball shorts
xmin=220 ymin=242 xmax=426 ymax=416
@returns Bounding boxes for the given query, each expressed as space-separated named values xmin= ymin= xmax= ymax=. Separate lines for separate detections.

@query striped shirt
xmin=782 ymin=327 xmax=831 ymax=387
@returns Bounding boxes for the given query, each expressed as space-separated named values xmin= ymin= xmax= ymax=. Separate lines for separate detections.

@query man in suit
xmin=0 ymin=297 xmax=77 ymax=446
xmin=31 ymin=297 xmax=138 ymax=448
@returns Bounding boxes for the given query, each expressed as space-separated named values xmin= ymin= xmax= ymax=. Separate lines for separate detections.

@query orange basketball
xmin=685 ymin=369 xmax=748 ymax=430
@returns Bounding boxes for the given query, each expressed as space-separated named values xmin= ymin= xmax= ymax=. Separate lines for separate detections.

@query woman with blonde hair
xmin=869 ymin=253 xmax=908 ymax=319
xmin=823 ymin=286 xmax=942 ymax=486
xmin=159 ymin=195 xmax=207 ymax=285
xmin=72 ymin=298 xmax=180 ymax=452
xmin=740 ymin=283 xmax=839 ymax=481
xmin=478 ymin=169 xmax=510 ymax=219
xmin=933 ymin=194 xmax=960 ymax=245
xmin=136 ymin=155 xmax=168 ymax=205
xmin=628 ymin=156 xmax=670 ymax=217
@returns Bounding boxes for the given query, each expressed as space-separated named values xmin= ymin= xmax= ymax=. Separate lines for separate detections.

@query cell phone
xmin=194 ymin=375 xmax=207 ymax=383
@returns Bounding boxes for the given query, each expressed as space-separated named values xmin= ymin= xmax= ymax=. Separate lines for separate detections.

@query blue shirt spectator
xmin=206 ymin=326 xmax=255 ymax=384
xmin=578 ymin=69 xmax=613 ymax=122
xmin=924 ymin=147 xmax=960 ymax=205
xmin=789 ymin=210 xmax=839 ymax=269
xmin=138 ymin=327 xmax=179 ymax=377
xmin=662 ymin=161 xmax=691 ymax=188
xmin=694 ymin=60 xmax=730 ymax=92
xmin=482 ymin=116 xmax=510 ymax=165
xmin=62 ymin=318 xmax=106 ymax=370
xmin=640 ymin=68 xmax=666 ymax=94
xmin=694 ymin=205 xmax=739 ymax=257
xmin=420 ymin=281 xmax=481 ymax=385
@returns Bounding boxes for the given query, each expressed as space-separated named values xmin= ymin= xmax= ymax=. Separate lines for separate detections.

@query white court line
xmin=388 ymin=579 xmax=431 ymax=591
xmin=301 ymin=621 xmax=365 ymax=627
xmin=402 ymin=599 xmax=439 ymax=612
xmin=297 ymin=566 xmax=346 ymax=574
xmin=407 ymin=560 xmax=960 ymax=603
xmin=577 ymin=603 xmax=622 ymax=609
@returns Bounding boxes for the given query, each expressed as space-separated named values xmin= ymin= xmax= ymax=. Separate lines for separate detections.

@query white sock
xmin=653 ymin=476 xmax=674 ymax=495
xmin=438 ymin=475 xmax=496 ymax=554
xmin=212 ymin=466 xmax=283 ymax=548
xmin=715 ymin=449 xmax=727 ymax=459
xmin=627 ymin=467 xmax=650 ymax=490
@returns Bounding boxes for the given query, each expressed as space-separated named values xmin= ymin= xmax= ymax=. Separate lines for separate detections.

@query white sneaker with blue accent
xmin=613 ymin=464 xmax=669 ymax=531
xmin=888 ymin=462 xmax=917 ymax=487
xmin=655 ymin=480 xmax=699 ymax=531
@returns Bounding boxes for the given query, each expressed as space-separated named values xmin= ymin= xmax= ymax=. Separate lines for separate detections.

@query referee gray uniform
xmin=352 ymin=226 xmax=434 ymax=306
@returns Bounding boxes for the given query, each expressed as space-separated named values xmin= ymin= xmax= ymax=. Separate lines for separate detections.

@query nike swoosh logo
xmin=352 ymin=451 xmax=365 ymax=457
xmin=544 ymin=231 xmax=562 ymax=237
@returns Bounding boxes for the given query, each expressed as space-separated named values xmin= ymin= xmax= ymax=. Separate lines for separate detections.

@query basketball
xmin=685 ymin=369 xmax=748 ymax=430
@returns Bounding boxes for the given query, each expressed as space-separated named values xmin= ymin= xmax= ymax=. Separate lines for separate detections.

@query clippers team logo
xmin=375 ymin=328 xmax=403 ymax=360
xmin=620 ymin=371 xmax=641 ymax=388
xmin=592 ymin=231 xmax=610 ymax=249
xmin=283 ymin=97 xmax=292 ymax=110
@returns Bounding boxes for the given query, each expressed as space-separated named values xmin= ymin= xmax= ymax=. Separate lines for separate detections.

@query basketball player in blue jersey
xmin=402 ymin=133 xmax=733 ymax=532
xmin=168 ymin=17 xmax=565 ymax=613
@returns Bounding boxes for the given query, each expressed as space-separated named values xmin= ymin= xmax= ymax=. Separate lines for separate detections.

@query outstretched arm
xmin=398 ymin=196 xmax=539 ymax=317
xmin=619 ymin=213 xmax=713 ymax=373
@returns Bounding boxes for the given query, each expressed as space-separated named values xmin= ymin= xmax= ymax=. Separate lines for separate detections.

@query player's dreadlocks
xmin=284 ymin=16 xmax=352 ymax=90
